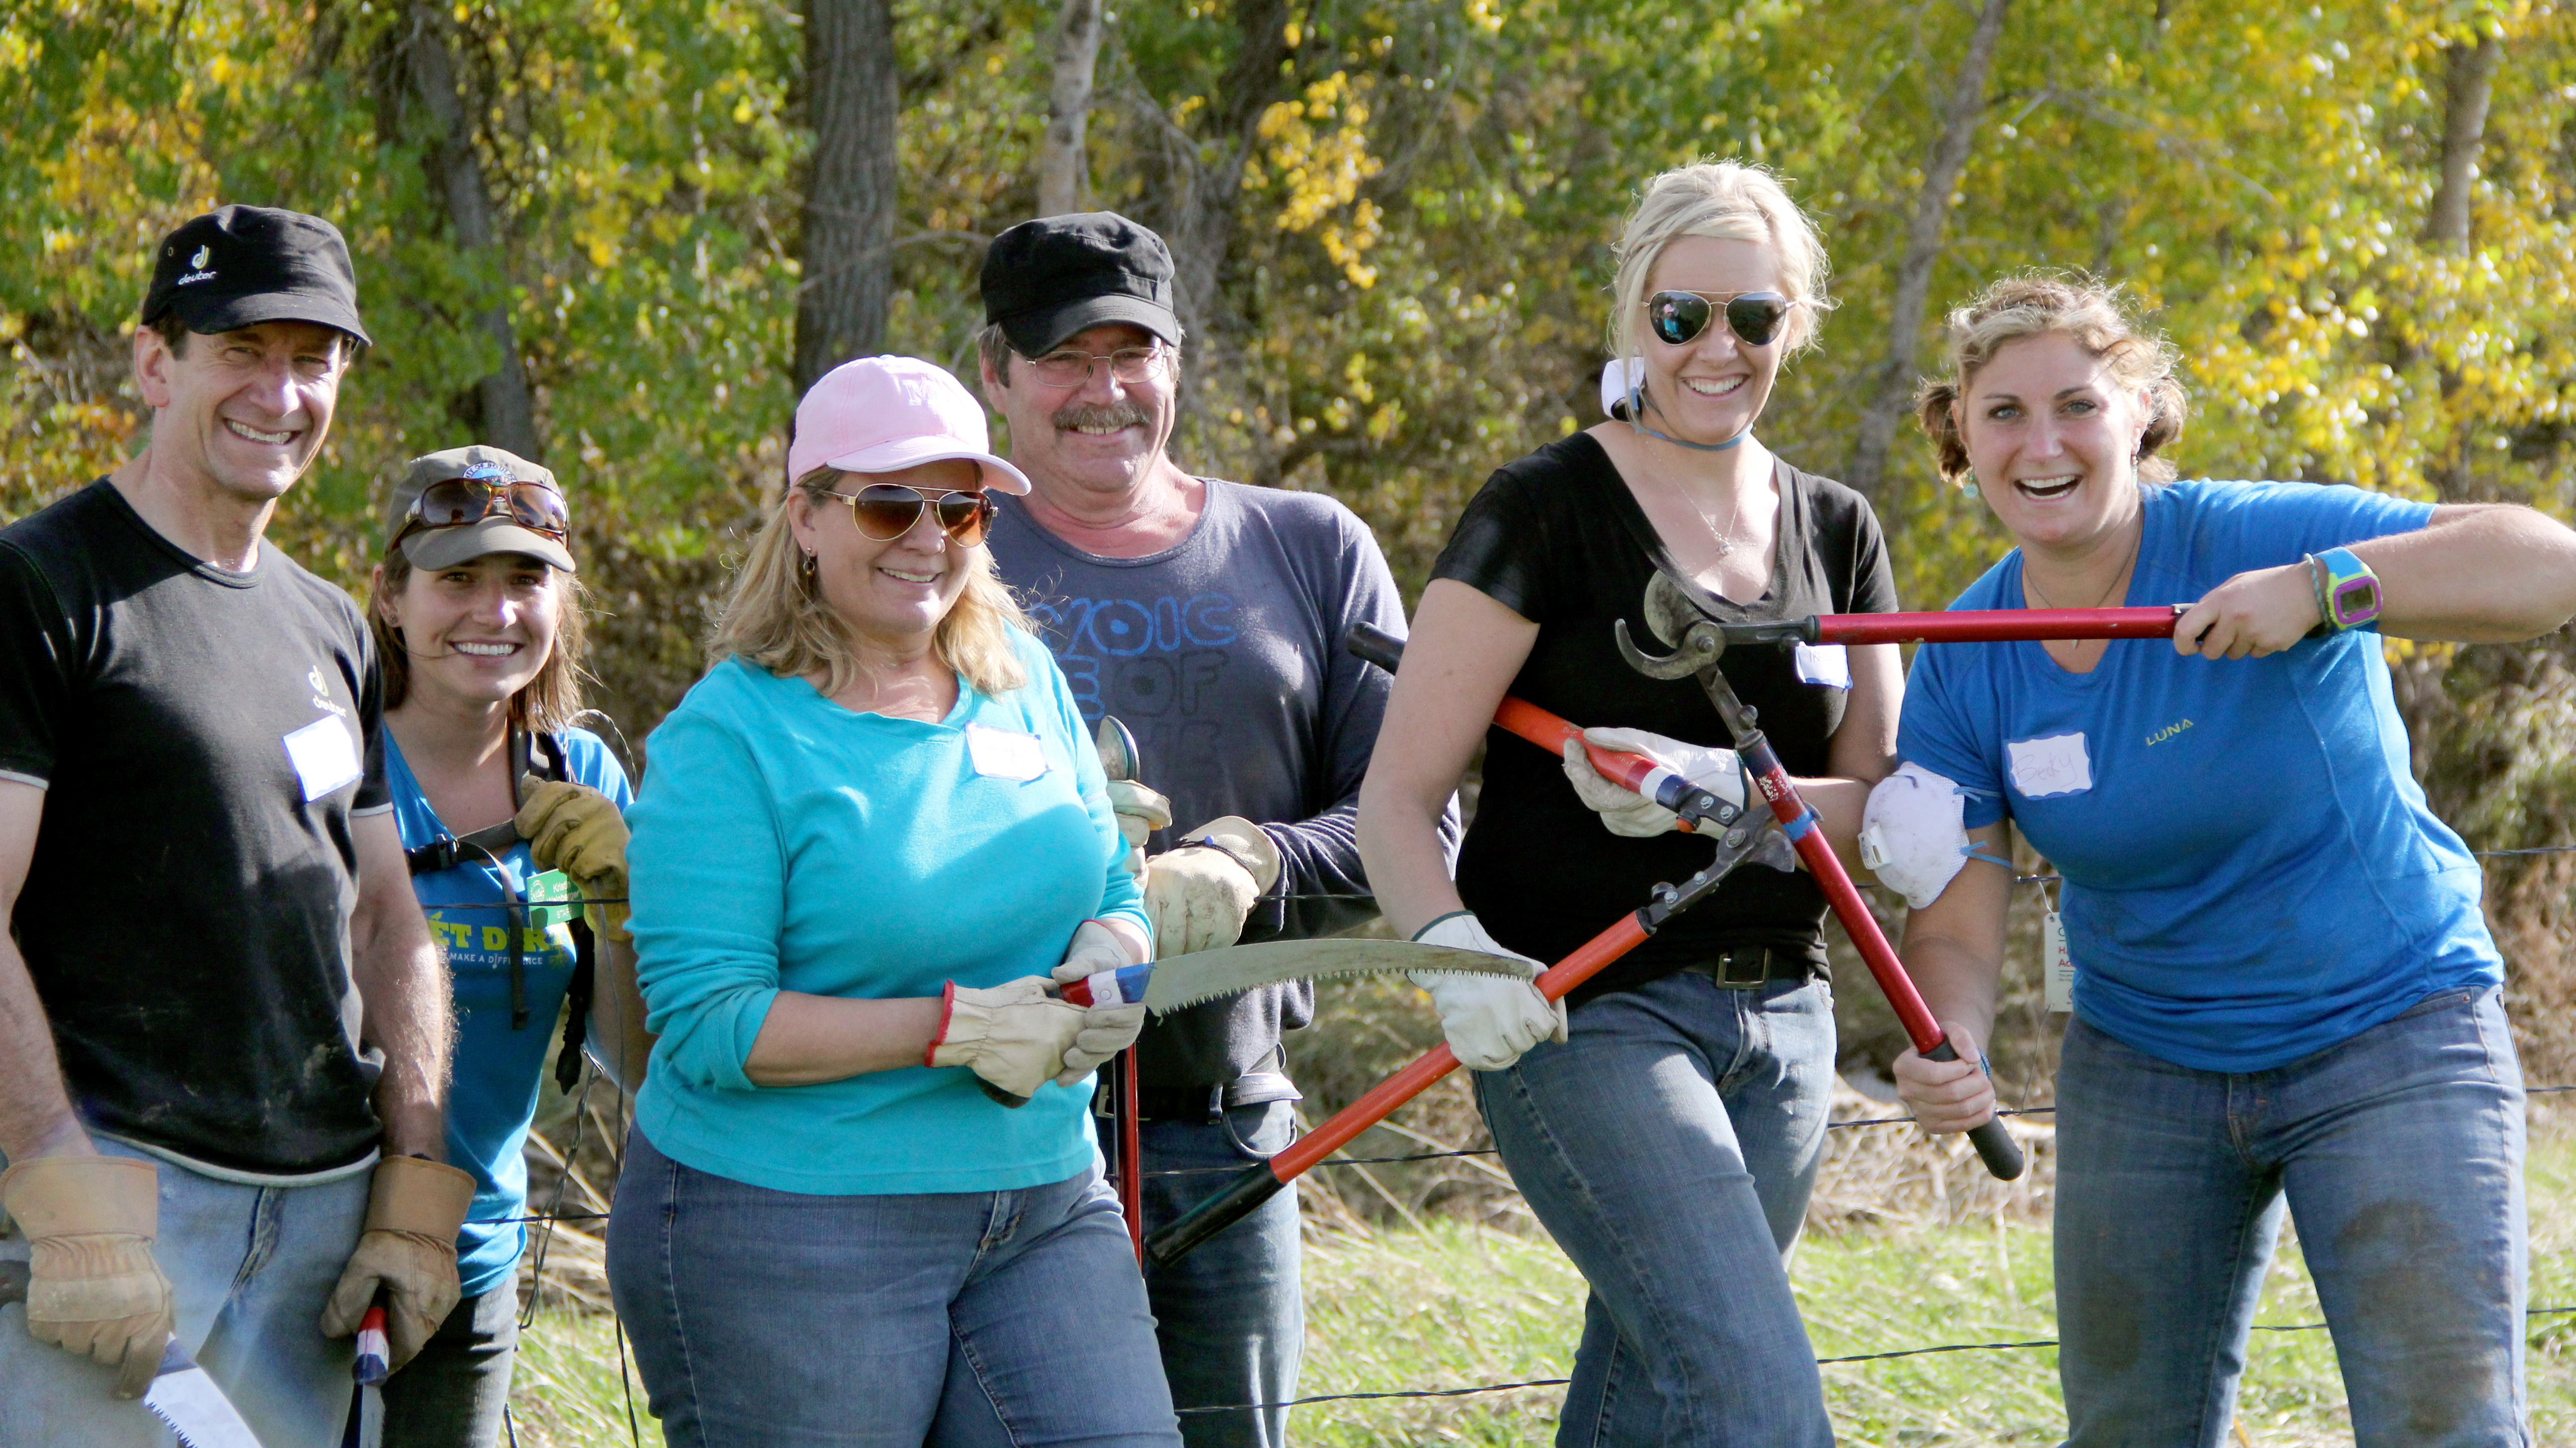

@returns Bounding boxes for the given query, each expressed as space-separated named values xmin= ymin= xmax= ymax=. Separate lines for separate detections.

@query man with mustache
xmin=978 ymin=213 xmax=1445 ymax=1448
xmin=0 ymin=207 xmax=467 ymax=1447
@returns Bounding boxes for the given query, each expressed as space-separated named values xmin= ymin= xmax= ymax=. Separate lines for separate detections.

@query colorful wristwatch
xmin=2306 ymin=547 xmax=2382 ymax=633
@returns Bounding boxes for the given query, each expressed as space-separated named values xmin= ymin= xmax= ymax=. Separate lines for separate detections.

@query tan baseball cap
xmin=383 ymin=446 xmax=576 ymax=573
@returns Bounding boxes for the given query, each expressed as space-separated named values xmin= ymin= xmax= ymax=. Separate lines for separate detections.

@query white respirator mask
xmin=1859 ymin=761 xmax=2008 ymax=909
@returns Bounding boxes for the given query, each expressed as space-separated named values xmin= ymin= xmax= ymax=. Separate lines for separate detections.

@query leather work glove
xmin=0 ymin=1156 xmax=174 ymax=1398
xmin=320 ymin=1155 xmax=477 ymax=1371
xmin=1408 ymin=912 xmax=1565 ymax=1072
xmin=516 ymin=779 xmax=632 ymax=942
xmin=926 ymin=977 xmax=1093 ymax=1105
xmin=1561 ymin=726 xmax=1747 ymax=838
xmin=1142 ymin=817 xmax=1283 ymax=957
xmin=1049 ymin=921 xmax=1149 ymax=1080
xmin=1104 ymin=779 xmax=1171 ymax=877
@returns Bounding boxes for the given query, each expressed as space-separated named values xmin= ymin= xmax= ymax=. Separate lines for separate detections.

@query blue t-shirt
xmin=626 ymin=630 xmax=1148 ymax=1196
xmin=1897 ymin=479 xmax=2498 ymax=1071
xmin=387 ymin=727 xmax=633 ymax=1299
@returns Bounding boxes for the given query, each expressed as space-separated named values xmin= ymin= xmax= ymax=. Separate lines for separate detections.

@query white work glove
xmin=1049 ymin=920 xmax=1149 ymax=1078
xmin=1104 ymin=778 xmax=1171 ymax=876
xmin=1408 ymin=911 xmax=1565 ymax=1072
xmin=1142 ymin=816 xmax=1283 ymax=957
xmin=1561 ymin=726 xmax=1746 ymax=837
xmin=926 ymin=977 xmax=1093 ymax=1104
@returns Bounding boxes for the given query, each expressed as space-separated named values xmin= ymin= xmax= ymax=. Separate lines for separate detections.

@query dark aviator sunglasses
xmin=820 ymin=483 xmax=999 ymax=546
xmin=404 ymin=475 xmax=569 ymax=539
xmin=1644 ymin=289 xmax=1796 ymax=349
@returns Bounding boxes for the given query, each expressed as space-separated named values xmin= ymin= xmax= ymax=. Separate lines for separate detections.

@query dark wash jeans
xmin=607 ymin=1127 xmax=1180 ymax=1448
xmin=1136 ymin=1103 xmax=1301 ymax=1448
xmin=1474 ymin=969 xmax=1839 ymax=1448
xmin=379 ymin=1285 xmax=518 ymax=1448
xmin=2055 ymin=985 xmax=2530 ymax=1448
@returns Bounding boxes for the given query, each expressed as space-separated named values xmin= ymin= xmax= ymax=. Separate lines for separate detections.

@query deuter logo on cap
xmin=176 ymin=243 xmax=217 ymax=287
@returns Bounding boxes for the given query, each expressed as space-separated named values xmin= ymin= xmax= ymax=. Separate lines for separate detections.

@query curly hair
xmin=1914 ymin=273 xmax=2188 ymax=484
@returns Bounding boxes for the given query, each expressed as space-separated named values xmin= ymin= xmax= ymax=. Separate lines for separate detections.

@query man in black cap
xmin=979 ymin=211 xmax=1452 ymax=1448
xmin=0 ymin=205 xmax=470 ymax=1447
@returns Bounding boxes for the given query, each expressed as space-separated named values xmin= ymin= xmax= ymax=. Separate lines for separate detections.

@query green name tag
xmin=524 ymin=870 xmax=583 ymax=928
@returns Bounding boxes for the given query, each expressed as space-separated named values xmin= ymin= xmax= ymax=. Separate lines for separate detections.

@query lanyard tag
xmin=2043 ymin=906 xmax=2076 ymax=1012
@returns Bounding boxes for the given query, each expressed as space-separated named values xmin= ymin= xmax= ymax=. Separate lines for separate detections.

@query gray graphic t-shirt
xmin=989 ymin=478 xmax=1441 ymax=1088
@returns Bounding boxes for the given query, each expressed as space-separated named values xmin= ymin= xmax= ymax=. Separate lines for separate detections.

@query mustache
xmin=1051 ymin=402 xmax=1151 ymax=432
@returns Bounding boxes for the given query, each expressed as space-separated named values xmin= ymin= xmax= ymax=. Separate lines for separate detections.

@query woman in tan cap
xmin=365 ymin=446 xmax=646 ymax=1447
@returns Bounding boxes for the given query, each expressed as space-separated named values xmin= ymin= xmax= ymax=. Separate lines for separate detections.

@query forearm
xmin=354 ymin=908 xmax=451 ymax=1159
xmin=587 ymin=936 xmax=656 ymax=1095
xmin=1356 ymin=775 xmax=1467 ymax=939
xmin=2366 ymin=504 xmax=2576 ymax=643
xmin=0 ymin=938 xmax=93 ymax=1160
xmin=743 ymin=992 xmax=945 ymax=1087
xmin=1897 ymin=932 xmax=2006 ymax=1047
xmin=1784 ymin=775 xmax=1869 ymax=873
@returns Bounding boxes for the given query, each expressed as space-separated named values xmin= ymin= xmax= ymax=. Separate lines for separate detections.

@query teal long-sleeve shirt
xmin=627 ymin=632 xmax=1147 ymax=1195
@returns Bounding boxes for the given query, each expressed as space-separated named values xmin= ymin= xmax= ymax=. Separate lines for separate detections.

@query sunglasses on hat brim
xmin=818 ymin=484 xmax=999 ymax=546
xmin=1644 ymin=290 xmax=1796 ymax=349
xmin=400 ymin=477 xmax=569 ymax=541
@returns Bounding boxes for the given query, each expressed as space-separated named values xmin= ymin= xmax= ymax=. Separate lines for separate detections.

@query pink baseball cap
xmin=786 ymin=355 xmax=1031 ymax=493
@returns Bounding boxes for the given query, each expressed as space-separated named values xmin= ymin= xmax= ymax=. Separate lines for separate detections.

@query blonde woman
xmin=605 ymin=357 xmax=1175 ymax=1446
xmin=1889 ymin=275 xmax=2576 ymax=1446
xmin=1358 ymin=162 xmax=1900 ymax=1446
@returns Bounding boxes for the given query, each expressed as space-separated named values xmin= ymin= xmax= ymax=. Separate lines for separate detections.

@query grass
xmin=500 ymin=1113 xmax=2575 ymax=1448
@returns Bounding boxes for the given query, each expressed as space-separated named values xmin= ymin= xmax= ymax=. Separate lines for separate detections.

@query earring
xmin=1959 ymin=472 xmax=1981 ymax=500
xmin=801 ymin=549 xmax=818 ymax=577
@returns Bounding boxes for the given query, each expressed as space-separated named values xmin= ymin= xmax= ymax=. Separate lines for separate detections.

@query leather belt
xmin=1680 ymin=945 xmax=1823 ymax=989
xmin=1121 ymin=1071 xmax=1304 ymax=1123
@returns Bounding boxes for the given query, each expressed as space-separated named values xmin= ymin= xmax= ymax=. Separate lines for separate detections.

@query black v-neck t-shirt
xmin=1430 ymin=433 xmax=1897 ymax=1006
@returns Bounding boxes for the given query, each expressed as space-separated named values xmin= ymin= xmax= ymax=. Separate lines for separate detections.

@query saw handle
xmin=1055 ymin=963 xmax=1155 ymax=1009
xmin=1343 ymin=625 xmax=1704 ymax=830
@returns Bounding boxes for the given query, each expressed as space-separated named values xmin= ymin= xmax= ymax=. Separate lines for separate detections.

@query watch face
xmin=2333 ymin=577 xmax=2381 ymax=622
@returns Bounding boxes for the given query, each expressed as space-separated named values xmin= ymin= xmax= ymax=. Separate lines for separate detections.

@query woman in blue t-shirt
xmin=364 ymin=446 xmax=648 ymax=1447
xmin=1884 ymin=275 xmax=2576 ymax=1446
xmin=604 ymin=357 xmax=1173 ymax=1446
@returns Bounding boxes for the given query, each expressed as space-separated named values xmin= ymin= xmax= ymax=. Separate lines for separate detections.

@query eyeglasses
xmin=1021 ymin=345 xmax=1171 ymax=389
xmin=818 ymin=484 xmax=999 ymax=546
xmin=1643 ymin=290 xmax=1796 ymax=349
xmin=403 ymin=475 xmax=569 ymax=539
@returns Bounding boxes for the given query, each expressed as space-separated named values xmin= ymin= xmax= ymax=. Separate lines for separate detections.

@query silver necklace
xmin=1663 ymin=471 xmax=1746 ymax=558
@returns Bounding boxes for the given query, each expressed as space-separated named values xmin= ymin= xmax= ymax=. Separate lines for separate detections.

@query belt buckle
xmin=1714 ymin=948 xmax=1768 ymax=989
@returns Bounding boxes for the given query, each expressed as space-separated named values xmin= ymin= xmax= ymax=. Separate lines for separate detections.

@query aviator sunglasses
xmin=1644 ymin=290 xmax=1796 ymax=349
xmin=819 ymin=483 xmax=999 ymax=546
xmin=403 ymin=468 xmax=569 ymax=539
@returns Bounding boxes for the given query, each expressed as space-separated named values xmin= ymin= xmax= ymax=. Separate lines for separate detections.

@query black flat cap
xmin=981 ymin=212 xmax=1181 ymax=357
xmin=140 ymin=205 xmax=371 ymax=346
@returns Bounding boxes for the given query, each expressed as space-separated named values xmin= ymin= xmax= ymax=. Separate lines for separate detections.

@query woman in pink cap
xmin=605 ymin=356 xmax=1177 ymax=1445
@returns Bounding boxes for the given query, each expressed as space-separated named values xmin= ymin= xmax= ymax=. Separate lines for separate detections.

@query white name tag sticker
xmin=2043 ymin=907 xmax=2077 ymax=1012
xmin=2006 ymin=731 xmax=2092 ymax=800
xmin=965 ymin=723 xmax=1049 ymax=782
xmin=283 ymin=716 xmax=363 ymax=802
xmin=1791 ymin=642 xmax=1851 ymax=689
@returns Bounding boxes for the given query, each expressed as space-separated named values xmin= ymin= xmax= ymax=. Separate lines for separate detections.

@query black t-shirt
xmin=1430 ymin=434 xmax=1897 ymax=1007
xmin=0 ymin=480 xmax=391 ymax=1174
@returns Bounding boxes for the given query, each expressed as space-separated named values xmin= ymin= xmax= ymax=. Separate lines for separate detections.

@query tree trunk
xmin=1157 ymin=0 xmax=1298 ymax=346
xmin=1038 ymin=0 xmax=1105 ymax=217
xmin=2425 ymin=33 xmax=2500 ymax=251
xmin=1843 ymin=0 xmax=2011 ymax=500
xmin=396 ymin=2 xmax=540 ymax=461
xmin=795 ymin=0 xmax=899 ymax=395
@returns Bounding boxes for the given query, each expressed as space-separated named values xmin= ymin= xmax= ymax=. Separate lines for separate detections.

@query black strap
xmin=402 ymin=728 xmax=576 ymax=1033
xmin=554 ymin=917 xmax=597 ymax=1094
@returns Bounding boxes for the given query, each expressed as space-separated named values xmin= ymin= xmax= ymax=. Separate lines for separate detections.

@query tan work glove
xmin=1048 ymin=921 xmax=1150 ymax=1079
xmin=517 ymin=779 xmax=632 ymax=943
xmin=320 ymin=1156 xmax=476 ymax=1370
xmin=1103 ymin=779 xmax=1171 ymax=876
xmin=1142 ymin=817 xmax=1283 ymax=957
xmin=0 ymin=1156 xmax=174 ymax=1398
xmin=925 ymin=977 xmax=1093 ymax=1105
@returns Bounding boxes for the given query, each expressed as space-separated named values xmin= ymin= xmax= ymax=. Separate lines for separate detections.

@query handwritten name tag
xmin=965 ymin=723 xmax=1049 ymax=782
xmin=1792 ymin=642 xmax=1851 ymax=689
xmin=283 ymin=716 xmax=363 ymax=802
xmin=2006 ymin=731 xmax=2092 ymax=800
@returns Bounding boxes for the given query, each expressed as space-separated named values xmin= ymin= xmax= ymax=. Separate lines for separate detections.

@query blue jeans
xmin=2055 ymin=985 xmax=2528 ymax=1448
xmin=0 ymin=1138 xmax=371 ymax=1448
xmin=378 ymin=1284 xmax=517 ymax=1448
xmin=1137 ymin=1104 xmax=1301 ymax=1448
xmin=607 ymin=1127 xmax=1180 ymax=1448
xmin=1473 ymin=969 xmax=1838 ymax=1448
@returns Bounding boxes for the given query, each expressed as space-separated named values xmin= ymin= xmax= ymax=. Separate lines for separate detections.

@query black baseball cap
xmin=140 ymin=205 xmax=372 ymax=347
xmin=981 ymin=212 xmax=1181 ymax=357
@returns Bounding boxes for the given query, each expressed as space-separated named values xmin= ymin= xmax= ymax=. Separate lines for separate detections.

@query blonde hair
xmin=1608 ymin=161 xmax=1834 ymax=366
xmin=711 ymin=468 xmax=1029 ymax=698
xmin=1914 ymin=273 xmax=2189 ymax=484
xmin=368 ymin=550 xmax=590 ymax=733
